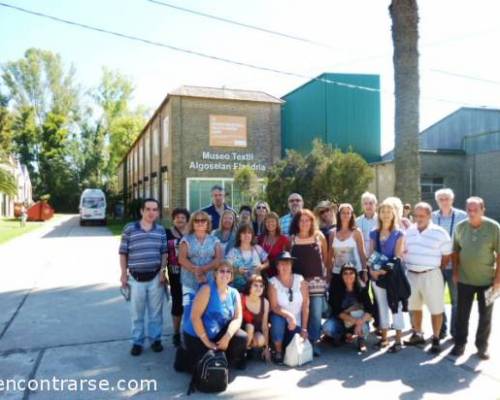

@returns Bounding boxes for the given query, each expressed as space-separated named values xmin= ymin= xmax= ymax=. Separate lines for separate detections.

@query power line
xmin=1 ymin=1 xmax=499 ymax=110
xmin=145 ymin=0 xmax=342 ymax=51
xmin=429 ymin=69 xmax=500 ymax=86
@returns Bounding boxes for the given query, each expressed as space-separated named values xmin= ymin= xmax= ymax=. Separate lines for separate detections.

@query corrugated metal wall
xmin=281 ymin=73 xmax=381 ymax=162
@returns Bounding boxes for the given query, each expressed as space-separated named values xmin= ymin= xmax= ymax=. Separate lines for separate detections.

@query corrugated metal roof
xmin=170 ymin=85 xmax=284 ymax=104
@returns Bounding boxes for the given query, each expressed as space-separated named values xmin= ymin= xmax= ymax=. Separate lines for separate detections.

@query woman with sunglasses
xmin=258 ymin=212 xmax=290 ymax=278
xmin=179 ymin=211 xmax=222 ymax=325
xmin=323 ymin=263 xmax=374 ymax=352
xmin=252 ymin=201 xmax=270 ymax=236
xmin=181 ymin=260 xmax=248 ymax=372
xmin=212 ymin=209 xmax=238 ymax=256
xmin=241 ymin=275 xmax=271 ymax=362
xmin=268 ymin=251 xmax=309 ymax=364
xmin=226 ymin=223 xmax=269 ymax=292
xmin=314 ymin=200 xmax=337 ymax=239
xmin=289 ymin=209 xmax=329 ymax=357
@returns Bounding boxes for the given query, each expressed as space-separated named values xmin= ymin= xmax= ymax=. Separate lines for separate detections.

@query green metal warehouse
xmin=281 ymin=73 xmax=381 ymax=162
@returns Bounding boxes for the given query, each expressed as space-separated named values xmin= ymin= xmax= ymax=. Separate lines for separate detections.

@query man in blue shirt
xmin=279 ymin=193 xmax=303 ymax=236
xmin=432 ymin=188 xmax=467 ymax=339
xmin=119 ymin=198 xmax=168 ymax=356
xmin=201 ymin=185 xmax=233 ymax=230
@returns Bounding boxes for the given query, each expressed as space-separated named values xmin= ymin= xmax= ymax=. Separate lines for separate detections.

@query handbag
xmin=284 ymin=333 xmax=313 ymax=367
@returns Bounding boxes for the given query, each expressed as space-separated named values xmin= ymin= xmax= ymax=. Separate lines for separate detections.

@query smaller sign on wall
xmin=209 ymin=115 xmax=247 ymax=147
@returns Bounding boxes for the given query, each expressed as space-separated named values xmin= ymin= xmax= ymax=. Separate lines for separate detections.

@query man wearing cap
xmin=315 ymin=200 xmax=336 ymax=239
xmin=201 ymin=185 xmax=233 ymax=230
xmin=280 ymin=193 xmax=304 ymax=237
xmin=404 ymin=202 xmax=452 ymax=354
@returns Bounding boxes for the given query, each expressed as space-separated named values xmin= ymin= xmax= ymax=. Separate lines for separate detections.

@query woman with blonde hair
xmin=252 ymin=200 xmax=271 ymax=236
xmin=178 ymin=210 xmax=222 ymax=325
xmin=212 ymin=209 xmax=238 ymax=256
xmin=368 ymin=201 xmax=406 ymax=352
xmin=384 ymin=196 xmax=412 ymax=230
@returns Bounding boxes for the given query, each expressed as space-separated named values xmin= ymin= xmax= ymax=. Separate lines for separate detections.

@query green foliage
xmin=233 ymin=165 xmax=263 ymax=206
xmin=0 ymin=92 xmax=14 ymax=154
xmin=266 ymin=140 xmax=374 ymax=215
xmin=0 ymin=150 xmax=17 ymax=196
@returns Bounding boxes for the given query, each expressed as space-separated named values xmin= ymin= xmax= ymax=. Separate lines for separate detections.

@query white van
xmin=79 ymin=189 xmax=107 ymax=226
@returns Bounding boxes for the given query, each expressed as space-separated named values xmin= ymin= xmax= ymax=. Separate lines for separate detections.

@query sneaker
xmin=404 ymin=332 xmax=425 ymax=346
xmin=430 ymin=337 xmax=441 ymax=354
xmin=357 ymin=338 xmax=367 ymax=353
xmin=151 ymin=340 xmax=164 ymax=353
xmin=450 ymin=345 xmax=465 ymax=357
xmin=173 ymin=333 xmax=181 ymax=347
xmin=130 ymin=344 xmax=143 ymax=356
xmin=477 ymin=350 xmax=490 ymax=360
xmin=273 ymin=351 xmax=284 ymax=365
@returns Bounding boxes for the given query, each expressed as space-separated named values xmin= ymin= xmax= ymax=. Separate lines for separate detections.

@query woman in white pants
xmin=368 ymin=201 xmax=406 ymax=353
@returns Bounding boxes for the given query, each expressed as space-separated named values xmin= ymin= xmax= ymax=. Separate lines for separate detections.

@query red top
xmin=241 ymin=295 xmax=265 ymax=328
xmin=257 ymin=234 xmax=290 ymax=277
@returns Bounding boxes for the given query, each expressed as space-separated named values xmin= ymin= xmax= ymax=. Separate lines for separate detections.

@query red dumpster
xmin=28 ymin=202 xmax=54 ymax=221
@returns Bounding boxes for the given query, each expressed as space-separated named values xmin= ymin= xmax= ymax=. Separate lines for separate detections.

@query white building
xmin=0 ymin=155 xmax=33 ymax=217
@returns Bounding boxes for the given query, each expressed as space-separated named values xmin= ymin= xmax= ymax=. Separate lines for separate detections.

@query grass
xmin=106 ymin=218 xmax=133 ymax=236
xmin=0 ymin=217 xmax=45 ymax=245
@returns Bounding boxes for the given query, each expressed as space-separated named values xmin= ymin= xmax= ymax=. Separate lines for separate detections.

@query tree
xmin=233 ymin=165 xmax=264 ymax=206
xmin=390 ymin=0 xmax=421 ymax=204
xmin=0 ymin=92 xmax=14 ymax=154
xmin=266 ymin=140 xmax=373 ymax=215
xmin=0 ymin=151 xmax=17 ymax=197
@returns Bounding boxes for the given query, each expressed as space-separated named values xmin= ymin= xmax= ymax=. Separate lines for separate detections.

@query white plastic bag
xmin=284 ymin=333 xmax=313 ymax=367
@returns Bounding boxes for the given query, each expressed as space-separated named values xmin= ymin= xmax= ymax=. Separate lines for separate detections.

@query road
xmin=0 ymin=215 xmax=499 ymax=399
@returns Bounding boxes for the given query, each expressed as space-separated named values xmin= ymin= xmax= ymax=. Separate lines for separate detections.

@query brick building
xmin=117 ymin=86 xmax=282 ymax=216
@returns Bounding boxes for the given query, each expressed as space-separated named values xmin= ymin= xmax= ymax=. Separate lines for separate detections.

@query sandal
xmin=388 ymin=342 xmax=402 ymax=353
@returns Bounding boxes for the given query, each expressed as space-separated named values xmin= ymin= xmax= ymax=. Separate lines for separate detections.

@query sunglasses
xmin=289 ymin=199 xmax=301 ymax=203
xmin=320 ymin=209 xmax=331 ymax=214
xmin=194 ymin=219 xmax=208 ymax=223
xmin=218 ymin=269 xmax=232 ymax=275
xmin=288 ymin=288 xmax=293 ymax=302
xmin=256 ymin=206 xmax=268 ymax=210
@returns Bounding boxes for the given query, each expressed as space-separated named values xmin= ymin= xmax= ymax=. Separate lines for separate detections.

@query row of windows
xmin=131 ymin=178 xmax=169 ymax=209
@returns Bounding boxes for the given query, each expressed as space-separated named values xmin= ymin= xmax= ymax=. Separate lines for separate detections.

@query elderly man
xmin=279 ymin=193 xmax=304 ymax=236
xmin=356 ymin=192 xmax=378 ymax=255
xmin=201 ymin=185 xmax=233 ymax=230
xmin=451 ymin=197 xmax=500 ymax=360
xmin=432 ymin=188 xmax=467 ymax=339
xmin=404 ymin=202 xmax=452 ymax=353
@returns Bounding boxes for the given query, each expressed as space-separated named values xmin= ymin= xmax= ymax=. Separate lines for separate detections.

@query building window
xmin=152 ymin=176 xmax=159 ymax=201
xmin=162 ymin=116 xmax=169 ymax=148
xmin=162 ymin=178 xmax=169 ymax=208
xmin=421 ymin=177 xmax=444 ymax=195
xmin=153 ymin=127 xmax=159 ymax=156
xmin=145 ymin=132 xmax=150 ymax=172
xmin=186 ymin=178 xmax=265 ymax=212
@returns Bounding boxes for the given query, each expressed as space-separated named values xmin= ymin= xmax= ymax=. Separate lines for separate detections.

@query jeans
xmin=455 ymin=282 xmax=494 ymax=351
xmin=270 ymin=314 xmax=302 ymax=348
xmin=308 ymin=295 xmax=324 ymax=343
xmin=129 ymin=273 xmax=164 ymax=346
xmin=322 ymin=311 xmax=370 ymax=340
xmin=441 ymin=269 xmax=458 ymax=337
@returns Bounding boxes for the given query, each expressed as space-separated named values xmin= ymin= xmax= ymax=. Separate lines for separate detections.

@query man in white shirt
xmin=431 ymin=188 xmax=467 ymax=339
xmin=404 ymin=202 xmax=452 ymax=353
xmin=356 ymin=192 xmax=378 ymax=255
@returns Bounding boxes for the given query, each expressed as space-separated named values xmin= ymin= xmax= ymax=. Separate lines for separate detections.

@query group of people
xmin=118 ymin=184 xmax=500 ymax=376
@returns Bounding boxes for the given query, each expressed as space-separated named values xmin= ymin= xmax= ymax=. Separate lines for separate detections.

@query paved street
xmin=0 ymin=215 xmax=499 ymax=399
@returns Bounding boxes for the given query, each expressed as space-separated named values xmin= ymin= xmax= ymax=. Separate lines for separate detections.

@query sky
xmin=1 ymin=0 xmax=500 ymax=154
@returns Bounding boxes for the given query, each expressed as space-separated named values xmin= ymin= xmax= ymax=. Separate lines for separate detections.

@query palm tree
xmin=0 ymin=151 xmax=17 ymax=197
xmin=390 ymin=0 xmax=421 ymax=204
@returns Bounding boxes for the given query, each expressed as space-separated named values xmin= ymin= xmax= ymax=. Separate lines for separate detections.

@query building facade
xmin=281 ymin=73 xmax=381 ymax=162
xmin=117 ymin=86 xmax=282 ymax=215
xmin=370 ymin=107 xmax=500 ymax=220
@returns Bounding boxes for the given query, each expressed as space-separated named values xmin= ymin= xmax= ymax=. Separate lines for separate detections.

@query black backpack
xmin=188 ymin=350 xmax=228 ymax=395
